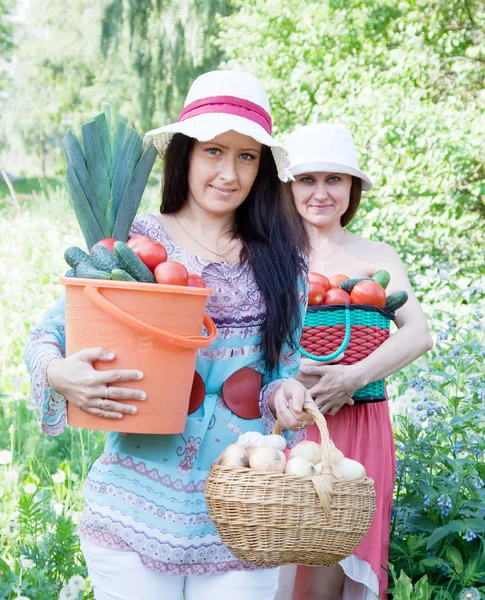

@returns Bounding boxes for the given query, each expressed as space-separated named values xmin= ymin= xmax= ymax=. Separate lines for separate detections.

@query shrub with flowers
xmin=389 ymin=313 xmax=485 ymax=599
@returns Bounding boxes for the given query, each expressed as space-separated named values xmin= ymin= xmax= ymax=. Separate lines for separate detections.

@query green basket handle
xmin=299 ymin=303 xmax=352 ymax=362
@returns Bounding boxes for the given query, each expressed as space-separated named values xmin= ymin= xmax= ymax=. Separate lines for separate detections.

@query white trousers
xmin=81 ymin=538 xmax=280 ymax=600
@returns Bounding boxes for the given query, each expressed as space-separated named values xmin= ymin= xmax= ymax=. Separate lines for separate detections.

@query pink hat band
xmin=178 ymin=95 xmax=272 ymax=135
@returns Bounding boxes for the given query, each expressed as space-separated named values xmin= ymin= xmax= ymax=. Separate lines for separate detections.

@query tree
xmin=219 ymin=0 xmax=485 ymax=298
xmin=101 ymin=0 xmax=235 ymax=130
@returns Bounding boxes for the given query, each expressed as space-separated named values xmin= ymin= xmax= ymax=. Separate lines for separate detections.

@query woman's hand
xmin=300 ymin=362 xmax=359 ymax=416
xmin=269 ymin=379 xmax=315 ymax=431
xmin=47 ymin=347 xmax=146 ymax=420
xmin=296 ymin=356 xmax=343 ymax=390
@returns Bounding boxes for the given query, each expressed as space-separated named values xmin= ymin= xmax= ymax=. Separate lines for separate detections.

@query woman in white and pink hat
xmin=25 ymin=71 xmax=316 ymax=599
xmin=277 ymin=123 xmax=433 ymax=600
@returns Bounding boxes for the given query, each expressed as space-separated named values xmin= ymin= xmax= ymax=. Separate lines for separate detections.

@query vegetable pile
xmin=307 ymin=270 xmax=408 ymax=314
xmin=64 ymin=237 xmax=207 ymax=288
xmin=216 ymin=432 xmax=366 ymax=482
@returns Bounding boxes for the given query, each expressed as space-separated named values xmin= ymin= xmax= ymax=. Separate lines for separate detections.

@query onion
xmin=236 ymin=431 xmax=265 ymax=448
xmin=332 ymin=458 xmax=366 ymax=481
xmin=249 ymin=447 xmax=286 ymax=473
xmin=290 ymin=441 xmax=322 ymax=464
xmin=218 ymin=444 xmax=249 ymax=468
xmin=285 ymin=457 xmax=316 ymax=477
xmin=259 ymin=434 xmax=287 ymax=452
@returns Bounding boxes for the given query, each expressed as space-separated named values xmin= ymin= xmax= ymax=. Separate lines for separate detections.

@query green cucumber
xmin=373 ymin=269 xmax=391 ymax=290
xmin=64 ymin=246 xmax=90 ymax=269
xmin=111 ymin=268 xmax=137 ymax=282
xmin=340 ymin=277 xmax=373 ymax=293
xmin=64 ymin=268 xmax=77 ymax=278
xmin=385 ymin=291 xmax=409 ymax=313
xmin=76 ymin=261 xmax=111 ymax=280
xmin=91 ymin=245 xmax=122 ymax=272
xmin=113 ymin=241 xmax=156 ymax=283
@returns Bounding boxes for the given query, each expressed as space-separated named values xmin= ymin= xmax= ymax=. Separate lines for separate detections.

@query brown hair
xmin=340 ymin=176 xmax=362 ymax=227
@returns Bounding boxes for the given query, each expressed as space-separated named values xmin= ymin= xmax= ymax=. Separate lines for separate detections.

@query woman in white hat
xmin=25 ymin=71 xmax=315 ymax=599
xmin=277 ymin=124 xmax=433 ymax=600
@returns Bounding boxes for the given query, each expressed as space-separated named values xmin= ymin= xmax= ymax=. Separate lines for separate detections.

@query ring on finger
xmin=105 ymin=385 xmax=109 ymax=400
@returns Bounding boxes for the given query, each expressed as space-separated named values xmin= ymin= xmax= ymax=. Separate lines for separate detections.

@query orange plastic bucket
xmin=62 ymin=277 xmax=217 ymax=434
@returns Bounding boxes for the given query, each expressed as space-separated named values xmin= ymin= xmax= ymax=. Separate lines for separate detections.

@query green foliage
xmin=101 ymin=0 xmax=235 ymax=129
xmin=0 ymin=0 xmax=15 ymax=65
xmin=390 ymin=317 xmax=485 ymax=597
xmin=219 ymin=0 xmax=485 ymax=303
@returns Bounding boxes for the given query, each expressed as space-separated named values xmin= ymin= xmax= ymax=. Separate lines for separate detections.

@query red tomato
xmin=91 ymin=238 xmax=117 ymax=253
xmin=324 ymin=288 xmax=350 ymax=305
xmin=154 ymin=261 xmax=189 ymax=286
xmin=350 ymin=280 xmax=387 ymax=307
xmin=308 ymin=282 xmax=325 ymax=306
xmin=308 ymin=272 xmax=331 ymax=294
xmin=329 ymin=274 xmax=350 ymax=289
xmin=187 ymin=273 xmax=207 ymax=288
xmin=127 ymin=236 xmax=167 ymax=272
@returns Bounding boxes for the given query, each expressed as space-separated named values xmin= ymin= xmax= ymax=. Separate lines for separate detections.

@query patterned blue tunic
xmin=25 ymin=213 xmax=306 ymax=575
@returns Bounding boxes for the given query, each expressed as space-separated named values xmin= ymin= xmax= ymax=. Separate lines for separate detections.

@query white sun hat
xmin=286 ymin=123 xmax=373 ymax=190
xmin=144 ymin=70 xmax=291 ymax=182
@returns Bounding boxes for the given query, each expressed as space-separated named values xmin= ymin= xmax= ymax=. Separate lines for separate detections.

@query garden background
xmin=0 ymin=0 xmax=484 ymax=598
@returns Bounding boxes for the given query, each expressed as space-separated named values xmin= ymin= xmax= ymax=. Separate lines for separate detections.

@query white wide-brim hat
xmin=286 ymin=123 xmax=373 ymax=190
xmin=144 ymin=70 xmax=291 ymax=182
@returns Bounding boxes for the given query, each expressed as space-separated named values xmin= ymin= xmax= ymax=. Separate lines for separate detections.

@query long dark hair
xmin=160 ymin=133 xmax=307 ymax=371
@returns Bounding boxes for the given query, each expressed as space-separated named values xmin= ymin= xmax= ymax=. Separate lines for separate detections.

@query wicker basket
xmin=204 ymin=404 xmax=376 ymax=567
xmin=300 ymin=303 xmax=395 ymax=402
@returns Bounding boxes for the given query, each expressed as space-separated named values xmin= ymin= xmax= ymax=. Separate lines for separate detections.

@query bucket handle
xmin=84 ymin=286 xmax=217 ymax=349
xmin=299 ymin=303 xmax=351 ymax=362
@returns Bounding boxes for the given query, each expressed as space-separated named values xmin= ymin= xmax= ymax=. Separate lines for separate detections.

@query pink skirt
xmin=305 ymin=400 xmax=396 ymax=599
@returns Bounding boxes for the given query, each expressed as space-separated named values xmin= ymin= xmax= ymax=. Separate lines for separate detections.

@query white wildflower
xmin=59 ymin=586 xmax=75 ymax=599
xmin=460 ymin=589 xmax=480 ymax=600
xmin=53 ymin=502 xmax=63 ymax=516
xmin=5 ymin=469 xmax=19 ymax=483
xmin=52 ymin=470 xmax=66 ymax=484
xmin=23 ymin=483 xmax=37 ymax=494
xmin=0 ymin=450 xmax=12 ymax=465
xmin=19 ymin=555 xmax=35 ymax=569
xmin=68 ymin=575 xmax=86 ymax=591
xmin=16 ymin=596 xmax=32 ymax=600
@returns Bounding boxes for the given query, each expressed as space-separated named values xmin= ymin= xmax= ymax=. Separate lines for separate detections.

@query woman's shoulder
xmin=131 ymin=212 xmax=166 ymax=242
xmin=346 ymin=233 xmax=401 ymax=265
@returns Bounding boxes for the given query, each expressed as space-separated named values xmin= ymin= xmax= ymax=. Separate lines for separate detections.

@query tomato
xmin=350 ymin=280 xmax=387 ymax=307
xmin=308 ymin=272 xmax=331 ymax=294
xmin=323 ymin=288 xmax=350 ymax=305
xmin=127 ymin=236 xmax=167 ymax=272
xmin=91 ymin=238 xmax=117 ymax=253
xmin=154 ymin=261 xmax=189 ymax=286
xmin=187 ymin=273 xmax=207 ymax=288
xmin=329 ymin=273 xmax=350 ymax=289
xmin=308 ymin=282 xmax=325 ymax=306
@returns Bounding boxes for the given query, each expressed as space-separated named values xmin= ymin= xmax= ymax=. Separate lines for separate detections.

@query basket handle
xmin=273 ymin=402 xmax=335 ymax=516
xmin=299 ymin=303 xmax=351 ymax=362
xmin=84 ymin=286 xmax=217 ymax=349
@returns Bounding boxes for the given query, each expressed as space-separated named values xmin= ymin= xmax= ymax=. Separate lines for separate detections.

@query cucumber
xmin=64 ymin=246 xmax=90 ymax=269
xmin=340 ymin=277 xmax=373 ymax=293
xmin=113 ymin=241 xmax=156 ymax=283
xmin=76 ymin=261 xmax=111 ymax=280
xmin=373 ymin=269 xmax=391 ymax=290
xmin=385 ymin=291 xmax=409 ymax=313
xmin=64 ymin=268 xmax=77 ymax=278
xmin=111 ymin=268 xmax=137 ymax=282
xmin=91 ymin=245 xmax=122 ymax=272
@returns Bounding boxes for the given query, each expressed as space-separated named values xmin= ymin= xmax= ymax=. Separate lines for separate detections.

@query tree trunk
xmin=0 ymin=162 xmax=21 ymax=212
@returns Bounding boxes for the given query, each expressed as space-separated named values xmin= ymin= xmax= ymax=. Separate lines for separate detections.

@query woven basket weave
xmin=204 ymin=404 xmax=376 ymax=567
xmin=300 ymin=303 xmax=395 ymax=401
